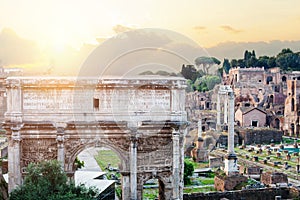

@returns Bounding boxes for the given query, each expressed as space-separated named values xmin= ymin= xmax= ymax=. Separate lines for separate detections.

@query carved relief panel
xmin=21 ymin=138 xmax=57 ymax=169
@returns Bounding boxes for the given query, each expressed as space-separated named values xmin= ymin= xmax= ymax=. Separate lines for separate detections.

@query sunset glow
xmin=1 ymin=0 xmax=300 ymax=74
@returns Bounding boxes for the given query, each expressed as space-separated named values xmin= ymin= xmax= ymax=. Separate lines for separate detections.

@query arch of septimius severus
xmin=3 ymin=75 xmax=188 ymax=200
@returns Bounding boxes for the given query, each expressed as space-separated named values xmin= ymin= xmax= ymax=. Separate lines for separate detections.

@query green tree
xmin=184 ymin=159 xmax=194 ymax=185
xmin=10 ymin=160 xmax=98 ymax=200
xmin=222 ymin=58 xmax=231 ymax=73
xmin=230 ymin=59 xmax=238 ymax=68
xmin=193 ymin=75 xmax=220 ymax=92
xmin=195 ymin=56 xmax=221 ymax=74
xmin=237 ymin=59 xmax=246 ymax=68
xmin=205 ymin=76 xmax=221 ymax=90
xmin=181 ymin=64 xmax=200 ymax=82
xmin=268 ymin=56 xmax=277 ymax=68
xmin=194 ymin=77 xmax=208 ymax=92
xmin=256 ymin=56 xmax=270 ymax=68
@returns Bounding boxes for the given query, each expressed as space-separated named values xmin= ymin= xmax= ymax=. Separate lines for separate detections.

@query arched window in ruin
xmin=206 ymin=102 xmax=210 ymax=109
xmin=276 ymin=111 xmax=282 ymax=115
xmin=292 ymin=81 xmax=295 ymax=96
xmin=269 ymin=95 xmax=274 ymax=104
xmin=291 ymin=123 xmax=295 ymax=136
xmin=235 ymin=74 xmax=238 ymax=82
xmin=274 ymin=118 xmax=280 ymax=129
xmin=282 ymin=76 xmax=287 ymax=82
xmin=245 ymin=103 xmax=250 ymax=107
xmin=292 ymin=98 xmax=295 ymax=111
xmin=266 ymin=76 xmax=273 ymax=85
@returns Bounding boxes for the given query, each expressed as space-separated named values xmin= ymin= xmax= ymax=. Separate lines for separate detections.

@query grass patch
xmin=94 ymin=149 xmax=121 ymax=171
xmin=191 ymin=177 xmax=214 ymax=185
xmin=200 ymin=178 xmax=214 ymax=185
xmin=184 ymin=186 xmax=216 ymax=193
xmin=184 ymin=158 xmax=209 ymax=169
xmin=143 ymin=188 xmax=158 ymax=200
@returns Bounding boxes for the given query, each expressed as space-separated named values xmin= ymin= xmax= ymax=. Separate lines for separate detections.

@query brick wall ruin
xmin=238 ymin=128 xmax=283 ymax=145
xmin=183 ymin=187 xmax=290 ymax=200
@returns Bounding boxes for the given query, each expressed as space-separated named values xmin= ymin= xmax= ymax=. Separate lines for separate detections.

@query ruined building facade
xmin=284 ymin=79 xmax=300 ymax=136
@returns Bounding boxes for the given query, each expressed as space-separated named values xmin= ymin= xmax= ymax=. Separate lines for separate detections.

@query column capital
xmin=11 ymin=123 xmax=24 ymax=132
xmin=11 ymin=123 xmax=24 ymax=142
xmin=172 ymin=128 xmax=180 ymax=136
xmin=53 ymin=122 xmax=67 ymax=133
xmin=56 ymin=135 xmax=64 ymax=143
xmin=228 ymin=91 xmax=235 ymax=98
xmin=130 ymin=135 xmax=138 ymax=148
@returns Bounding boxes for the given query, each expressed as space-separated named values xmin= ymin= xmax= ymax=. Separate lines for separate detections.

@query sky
xmin=1 ymin=0 xmax=300 ymax=48
xmin=1 ymin=0 xmax=300 ymax=74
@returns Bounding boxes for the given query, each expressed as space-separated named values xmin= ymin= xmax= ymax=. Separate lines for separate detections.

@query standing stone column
xmin=179 ymin=128 xmax=187 ymax=199
xmin=8 ymin=124 xmax=23 ymax=193
xmin=172 ymin=129 xmax=180 ymax=200
xmin=228 ymin=92 xmax=235 ymax=154
xmin=216 ymin=93 xmax=221 ymax=131
xmin=224 ymin=91 xmax=238 ymax=175
xmin=54 ymin=122 xmax=67 ymax=170
xmin=55 ymin=123 xmax=67 ymax=170
xmin=130 ymin=136 xmax=137 ymax=200
xmin=224 ymin=95 xmax=228 ymax=125
xmin=198 ymin=119 xmax=202 ymax=138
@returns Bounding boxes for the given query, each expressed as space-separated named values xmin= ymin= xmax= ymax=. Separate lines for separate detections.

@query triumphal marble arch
xmin=3 ymin=76 xmax=187 ymax=200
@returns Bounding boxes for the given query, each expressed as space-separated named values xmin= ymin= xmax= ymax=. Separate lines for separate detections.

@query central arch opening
xmin=74 ymin=146 xmax=123 ymax=200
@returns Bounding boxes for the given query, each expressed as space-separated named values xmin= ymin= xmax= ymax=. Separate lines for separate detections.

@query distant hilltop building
xmin=284 ymin=78 xmax=300 ymax=136
xmin=223 ymin=66 xmax=300 ymax=135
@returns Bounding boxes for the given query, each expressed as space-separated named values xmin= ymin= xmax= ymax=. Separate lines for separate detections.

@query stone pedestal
xmin=214 ymin=174 xmax=247 ymax=191
xmin=224 ymin=154 xmax=239 ymax=176
xmin=196 ymin=149 xmax=208 ymax=162
xmin=121 ymin=173 xmax=130 ymax=200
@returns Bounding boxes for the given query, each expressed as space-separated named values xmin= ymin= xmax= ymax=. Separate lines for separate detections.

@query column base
xmin=224 ymin=153 xmax=239 ymax=176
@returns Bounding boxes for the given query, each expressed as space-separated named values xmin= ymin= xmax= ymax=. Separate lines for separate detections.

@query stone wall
xmin=183 ymin=187 xmax=290 ymax=200
xmin=214 ymin=174 xmax=247 ymax=192
xmin=209 ymin=156 xmax=224 ymax=168
xmin=218 ymin=133 xmax=239 ymax=146
xmin=260 ymin=172 xmax=288 ymax=185
xmin=239 ymin=165 xmax=261 ymax=175
xmin=238 ymin=128 xmax=283 ymax=145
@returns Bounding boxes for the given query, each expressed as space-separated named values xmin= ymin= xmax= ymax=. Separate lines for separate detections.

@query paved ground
xmin=76 ymin=147 xmax=102 ymax=172
xmin=74 ymin=147 xmax=117 ymax=199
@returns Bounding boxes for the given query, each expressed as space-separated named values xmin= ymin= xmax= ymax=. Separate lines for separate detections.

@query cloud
xmin=220 ymin=25 xmax=242 ymax=34
xmin=193 ymin=26 xmax=207 ymax=31
xmin=207 ymin=40 xmax=300 ymax=60
xmin=0 ymin=28 xmax=41 ymax=65
xmin=112 ymin=24 xmax=135 ymax=34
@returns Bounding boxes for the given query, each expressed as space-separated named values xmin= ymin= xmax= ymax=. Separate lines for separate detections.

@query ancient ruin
xmin=3 ymin=76 xmax=188 ymax=200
